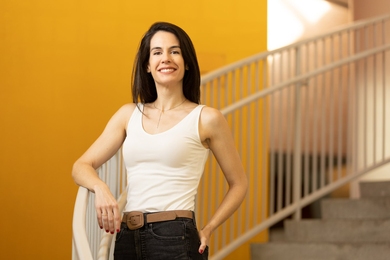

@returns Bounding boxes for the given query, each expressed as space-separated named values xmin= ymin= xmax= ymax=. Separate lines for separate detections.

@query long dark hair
xmin=132 ymin=22 xmax=201 ymax=105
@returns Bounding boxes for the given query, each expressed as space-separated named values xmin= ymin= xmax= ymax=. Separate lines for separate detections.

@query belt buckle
xmin=126 ymin=211 xmax=144 ymax=230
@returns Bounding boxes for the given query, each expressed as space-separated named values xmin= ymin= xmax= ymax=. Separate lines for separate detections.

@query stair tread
xmin=251 ymin=242 xmax=390 ymax=260
xmin=360 ymin=181 xmax=390 ymax=198
xmin=253 ymin=241 xmax=390 ymax=246
xmin=286 ymin=218 xmax=390 ymax=223
xmin=284 ymin=219 xmax=390 ymax=242
xmin=252 ymin=181 xmax=390 ymax=259
xmin=322 ymin=197 xmax=390 ymax=219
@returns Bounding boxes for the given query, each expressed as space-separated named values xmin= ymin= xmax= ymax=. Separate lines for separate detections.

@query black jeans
xmin=114 ymin=215 xmax=209 ymax=260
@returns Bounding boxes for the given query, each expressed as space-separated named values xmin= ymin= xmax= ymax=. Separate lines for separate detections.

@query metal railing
xmin=72 ymin=14 xmax=390 ymax=260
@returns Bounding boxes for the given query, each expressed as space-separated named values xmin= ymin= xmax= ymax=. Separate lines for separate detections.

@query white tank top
xmin=122 ymin=104 xmax=209 ymax=212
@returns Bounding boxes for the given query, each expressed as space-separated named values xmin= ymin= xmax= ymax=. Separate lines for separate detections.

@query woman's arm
xmin=198 ymin=106 xmax=248 ymax=253
xmin=72 ymin=103 xmax=135 ymax=233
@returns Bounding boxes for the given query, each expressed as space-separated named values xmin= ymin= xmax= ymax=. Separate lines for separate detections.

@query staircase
xmin=251 ymin=181 xmax=390 ymax=260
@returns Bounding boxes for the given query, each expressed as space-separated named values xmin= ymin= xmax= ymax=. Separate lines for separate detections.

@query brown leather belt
xmin=122 ymin=210 xmax=193 ymax=230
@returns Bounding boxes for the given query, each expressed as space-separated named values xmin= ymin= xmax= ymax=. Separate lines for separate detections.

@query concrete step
xmin=360 ymin=181 xmax=390 ymax=198
xmin=321 ymin=197 xmax=390 ymax=219
xmin=269 ymin=227 xmax=287 ymax=242
xmin=251 ymin=242 xmax=390 ymax=260
xmin=284 ymin=219 xmax=390 ymax=242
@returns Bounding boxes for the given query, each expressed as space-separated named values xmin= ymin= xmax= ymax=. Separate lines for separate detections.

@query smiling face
xmin=147 ymin=31 xmax=186 ymax=89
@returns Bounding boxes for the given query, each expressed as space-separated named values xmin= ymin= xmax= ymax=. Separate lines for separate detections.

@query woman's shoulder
xmin=118 ymin=103 xmax=138 ymax=113
xmin=199 ymin=105 xmax=226 ymax=127
xmin=110 ymin=103 xmax=138 ymax=122
xmin=198 ymin=105 xmax=230 ymax=142
xmin=200 ymin=105 xmax=223 ymax=117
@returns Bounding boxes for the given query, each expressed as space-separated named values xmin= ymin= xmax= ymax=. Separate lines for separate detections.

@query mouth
xmin=158 ymin=68 xmax=176 ymax=73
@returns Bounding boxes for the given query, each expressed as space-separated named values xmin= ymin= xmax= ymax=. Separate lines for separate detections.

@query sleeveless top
xmin=122 ymin=104 xmax=209 ymax=212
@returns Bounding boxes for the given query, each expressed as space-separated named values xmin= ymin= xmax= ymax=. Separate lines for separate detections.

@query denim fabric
xmin=114 ymin=214 xmax=209 ymax=260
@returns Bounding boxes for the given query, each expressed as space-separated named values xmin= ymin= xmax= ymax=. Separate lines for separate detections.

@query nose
xmin=161 ymin=52 xmax=171 ymax=63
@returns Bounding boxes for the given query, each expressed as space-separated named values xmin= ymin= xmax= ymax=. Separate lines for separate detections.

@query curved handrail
xmin=72 ymin=186 xmax=93 ymax=260
xmin=72 ymin=149 xmax=126 ymax=260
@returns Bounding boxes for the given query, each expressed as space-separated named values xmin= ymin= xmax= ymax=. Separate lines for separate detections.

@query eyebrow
xmin=150 ymin=45 xmax=181 ymax=52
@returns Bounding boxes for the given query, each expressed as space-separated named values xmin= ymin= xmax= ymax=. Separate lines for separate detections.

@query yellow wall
xmin=0 ymin=0 xmax=266 ymax=259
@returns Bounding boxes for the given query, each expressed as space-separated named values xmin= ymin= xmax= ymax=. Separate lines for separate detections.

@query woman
xmin=72 ymin=22 xmax=247 ymax=259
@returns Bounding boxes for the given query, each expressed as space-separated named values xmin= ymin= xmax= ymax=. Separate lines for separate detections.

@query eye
xmin=171 ymin=50 xmax=181 ymax=54
xmin=153 ymin=51 xmax=162 ymax=55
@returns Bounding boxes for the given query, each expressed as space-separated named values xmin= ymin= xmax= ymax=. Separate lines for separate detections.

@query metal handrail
xmin=219 ymin=44 xmax=390 ymax=115
xmin=201 ymin=14 xmax=390 ymax=84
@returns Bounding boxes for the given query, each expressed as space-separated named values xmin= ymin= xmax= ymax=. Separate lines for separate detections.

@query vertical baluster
xmin=303 ymin=44 xmax=311 ymax=197
xmin=373 ymin=22 xmax=378 ymax=165
xmin=224 ymin=73 xmax=229 ymax=108
xmin=320 ymin=37 xmax=327 ymax=189
xmin=269 ymin=54 xmax=276 ymax=216
xmin=328 ymin=34 xmax=335 ymax=184
xmin=336 ymin=32 xmax=344 ymax=180
xmin=353 ymin=28 xmax=361 ymax=187
xmin=382 ymin=19 xmax=387 ymax=161
xmin=277 ymin=56 xmax=284 ymax=212
xmin=245 ymin=64 xmax=252 ymax=232
xmin=285 ymin=50 xmax=292 ymax=209
xmin=293 ymin=45 xmax=303 ymax=220
xmin=217 ymin=76 xmax=221 ymax=109
xmin=261 ymin=58 xmax=268 ymax=222
xmin=253 ymin=60 xmax=259 ymax=227
xmin=363 ymin=25 xmax=368 ymax=169
xmin=312 ymin=40 xmax=320 ymax=193
xmin=229 ymin=70 xmax=237 ymax=244
xmin=346 ymin=28 xmax=354 ymax=179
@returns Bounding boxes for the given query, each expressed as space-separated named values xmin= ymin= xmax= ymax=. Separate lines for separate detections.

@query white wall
xmin=268 ymin=0 xmax=349 ymax=50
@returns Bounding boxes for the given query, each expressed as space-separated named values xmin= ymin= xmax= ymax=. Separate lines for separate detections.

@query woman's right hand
xmin=72 ymin=104 xmax=135 ymax=233
xmin=94 ymin=184 xmax=121 ymax=234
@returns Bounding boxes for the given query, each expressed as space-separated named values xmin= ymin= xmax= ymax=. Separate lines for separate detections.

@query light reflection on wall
xmin=268 ymin=0 xmax=331 ymax=50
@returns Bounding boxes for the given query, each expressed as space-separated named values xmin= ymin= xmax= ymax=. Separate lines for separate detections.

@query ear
xmin=147 ymin=64 xmax=151 ymax=73
xmin=185 ymin=64 xmax=189 ymax=70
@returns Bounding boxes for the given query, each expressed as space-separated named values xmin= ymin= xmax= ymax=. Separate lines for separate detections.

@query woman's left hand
xmin=198 ymin=227 xmax=211 ymax=254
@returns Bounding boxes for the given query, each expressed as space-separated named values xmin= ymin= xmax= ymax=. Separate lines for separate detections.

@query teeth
xmin=160 ymin=69 xmax=175 ymax=72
